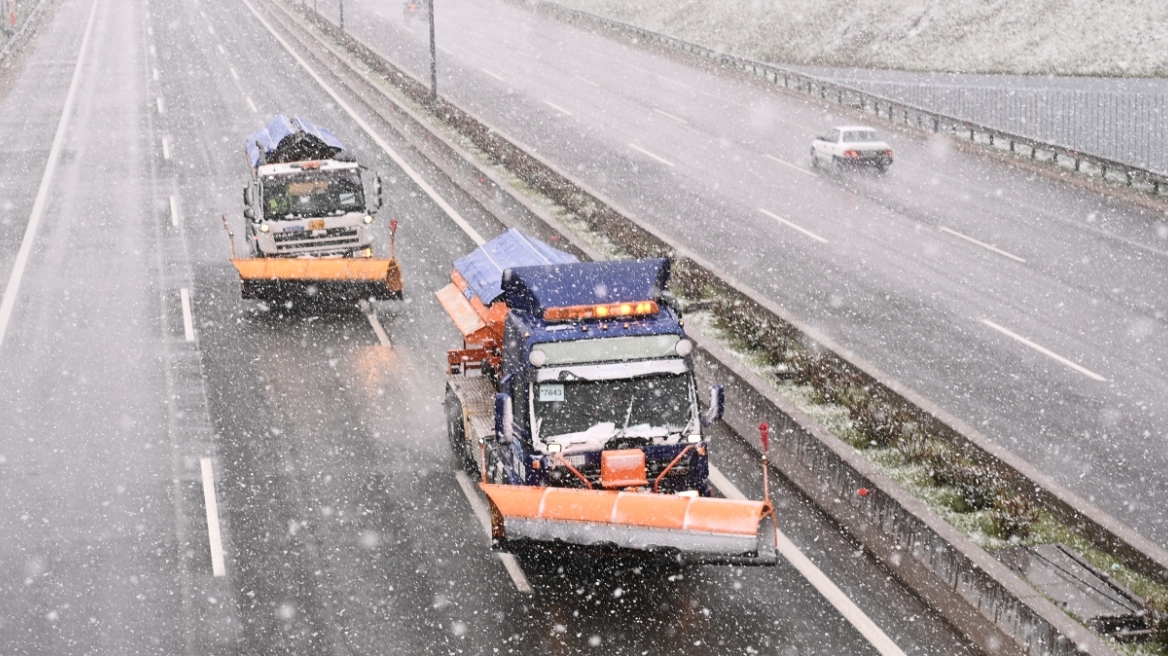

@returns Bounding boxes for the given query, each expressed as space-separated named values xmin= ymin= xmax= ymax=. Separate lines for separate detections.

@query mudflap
xmin=232 ymin=257 xmax=403 ymax=301
xmin=481 ymin=484 xmax=777 ymax=565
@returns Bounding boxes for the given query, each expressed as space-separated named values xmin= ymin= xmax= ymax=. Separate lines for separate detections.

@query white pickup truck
xmin=811 ymin=126 xmax=893 ymax=173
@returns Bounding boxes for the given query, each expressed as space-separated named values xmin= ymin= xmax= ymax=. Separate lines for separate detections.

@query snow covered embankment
xmin=550 ymin=0 xmax=1167 ymax=77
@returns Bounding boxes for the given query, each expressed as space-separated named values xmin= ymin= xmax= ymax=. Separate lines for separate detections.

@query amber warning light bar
xmin=543 ymin=301 xmax=658 ymax=322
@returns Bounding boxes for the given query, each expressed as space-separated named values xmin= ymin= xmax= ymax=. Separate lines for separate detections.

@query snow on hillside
xmin=550 ymin=0 xmax=1168 ymax=77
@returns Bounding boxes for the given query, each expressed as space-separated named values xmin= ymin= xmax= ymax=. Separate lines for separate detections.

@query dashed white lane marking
xmin=245 ymin=96 xmax=258 ymax=114
xmin=147 ymin=26 xmax=153 ymax=36
xmin=980 ymin=319 xmax=1106 ymax=381
xmin=454 ymin=471 xmax=534 ymax=594
xmin=243 ymin=0 xmax=485 ymax=245
xmin=653 ymin=108 xmax=687 ymax=125
xmin=437 ymin=44 xmax=453 ymax=56
xmin=169 ymin=195 xmax=180 ymax=228
xmin=481 ymin=68 xmax=506 ymax=83
xmin=156 ymin=96 xmax=165 ymax=114
xmin=216 ymin=43 xmax=225 ymax=54
xmin=161 ymin=136 xmax=170 ymax=160
xmin=629 ymin=143 xmax=675 ymax=168
xmin=542 ymin=100 xmax=573 ymax=116
xmin=199 ymin=458 xmax=227 ymax=577
xmin=358 ymin=300 xmax=391 ymax=347
xmin=149 ymin=44 xmax=156 ymax=56
xmin=180 ymin=288 xmax=195 ymax=342
xmin=229 ymin=66 xmax=239 ymax=81
xmin=574 ymin=74 xmax=599 ymax=87
xmin=939 ymin=226 xmax=1026 ymax=263
xmin=765 ymin=153 xmax=814 ymax=178
xmin=758 ymin=208 xmax=829 ymax=243
xmin=152 ymin=67 xmax=159 ymax=81
xmin=0 ymin=0 xmax=99 ymax=354
xmin=708 ymin=466 xmax=907 ymax=656
xmin=208 ymin=24 xmax=216 ymax=36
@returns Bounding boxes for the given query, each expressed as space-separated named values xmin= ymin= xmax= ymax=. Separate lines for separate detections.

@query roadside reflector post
xmin=760 ymin=422 xmax=773 ymax=512
xmin=389 ymin=218 xmax=398 ymax=260
xmin=221 ymin=214 xmax=237 ymax=260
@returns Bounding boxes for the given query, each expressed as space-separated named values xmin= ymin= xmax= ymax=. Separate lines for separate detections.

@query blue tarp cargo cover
xmin=453 ymin=229 xmax=578 ymax=306
xmin=503 ymin=259 xmax=670 ymax=316
xmin=244 ymin=115 xmax=345 ymax=168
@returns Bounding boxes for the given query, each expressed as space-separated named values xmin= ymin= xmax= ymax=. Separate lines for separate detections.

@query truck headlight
xmin=675 ymin=338 xmax=693 ymax=356
xmin=363 ymin=215 xmax=374 ymax=224
xmin=547 ymin=443 xmax=561 ymax=453
xmin=687 ymin=434 xmax=702 ymax=443
xmin=529 ymin=349 xmax=547 ymax=367
xmin=259 ymin=224 xmax=270 ymax=233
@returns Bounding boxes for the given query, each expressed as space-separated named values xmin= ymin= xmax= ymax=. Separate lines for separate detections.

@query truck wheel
xmin=444 ymin=389 xmax=475 ymax=474
xmin=485 ymin=449 xmax=507 ymax=485
xmin=810 ymin=149 xmax=819 ymax=169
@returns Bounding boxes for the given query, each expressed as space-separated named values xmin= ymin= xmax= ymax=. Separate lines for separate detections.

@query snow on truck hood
xmin=535 ymin=358 xmax=688 ymax=383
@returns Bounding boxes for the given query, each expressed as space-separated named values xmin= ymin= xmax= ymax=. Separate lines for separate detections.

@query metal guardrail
xmin=535 ymin=2 xmax=1168 ymax=199
xmin=256 ymin=2 xmax=1164 ymax=654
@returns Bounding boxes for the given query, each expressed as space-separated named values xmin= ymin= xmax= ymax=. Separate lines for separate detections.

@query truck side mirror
xmin=701 ymin=384 xmax=725 ymax=427
xmin=243 ymin=186 xmax=249 ymax=206
xmin=494 ymin=393 xmax=514 ymax=444
xmin=243 ymin=207 xmax=255 ymax=220
xmin=373 ymin=174 xmax=383 ymax=212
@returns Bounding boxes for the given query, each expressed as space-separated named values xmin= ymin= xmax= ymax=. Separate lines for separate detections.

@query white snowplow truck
xmin=231 ymin=115 xmax=402 ymax=302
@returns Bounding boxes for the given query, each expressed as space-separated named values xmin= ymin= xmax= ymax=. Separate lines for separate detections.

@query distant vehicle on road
xmin=403 ymin=0 xmax=428 ymax=20
xmin=811 ymin=126 xmax=893 ymax=173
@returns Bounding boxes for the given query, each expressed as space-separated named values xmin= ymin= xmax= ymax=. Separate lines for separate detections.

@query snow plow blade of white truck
xmin=481 ymin=484 xmax=777 ymax=565
xmin=231 ymin=257 xmax=403 ymax=301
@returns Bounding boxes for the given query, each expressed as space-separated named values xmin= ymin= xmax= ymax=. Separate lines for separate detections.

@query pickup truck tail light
xmin=885 ymin=150 xmax=894 ymax=157
xmin=844 ymin=150 xmax=860 ymax=158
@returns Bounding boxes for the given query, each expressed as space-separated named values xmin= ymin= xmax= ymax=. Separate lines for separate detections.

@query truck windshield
xmin=262 ymin=170 xmax=365 ymax=220
xmin=533 ymin=373 xmax=694 ymax=441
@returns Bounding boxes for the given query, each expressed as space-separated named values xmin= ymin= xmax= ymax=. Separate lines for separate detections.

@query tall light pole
xmin=428 ymin=0 xmax=437 ymax=101
xmin=339 ymin=0 xmax=344 ymax=31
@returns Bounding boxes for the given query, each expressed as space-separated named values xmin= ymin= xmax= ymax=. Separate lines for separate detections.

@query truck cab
xmin=242 ymin=115 xmax=382 ymax=259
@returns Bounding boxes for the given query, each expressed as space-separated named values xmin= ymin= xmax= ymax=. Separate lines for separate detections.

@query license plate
xmin=308 ymin=219 xmax=325 ymax=230
xmin=563 ymin=454 xmax=587 ymax=467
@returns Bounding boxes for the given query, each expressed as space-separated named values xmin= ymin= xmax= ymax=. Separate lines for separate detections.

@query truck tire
xmin=444 ymin=388 xmax=475 ymax=474
xmin=810 ymin=148 xmax=819 ymax=169
xmin=485 ymin=448 xmax=507 ymax=486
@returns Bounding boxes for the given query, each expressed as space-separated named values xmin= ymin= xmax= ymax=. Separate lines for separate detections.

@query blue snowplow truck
xmin=438 ymin=230 xmax=776 ymax=563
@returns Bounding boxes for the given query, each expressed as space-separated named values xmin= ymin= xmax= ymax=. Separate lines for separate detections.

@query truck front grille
xmin=273 ymin=227 xmax=361 ymax=252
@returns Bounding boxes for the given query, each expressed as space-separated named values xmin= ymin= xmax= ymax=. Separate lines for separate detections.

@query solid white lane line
xmin=758 ymin=208 xmax=829 ymax=243
xmin=358 ymin=300 xmax=391 ymax=346
xmin=574 ymin=74 xmax=599 ymax=87
xmin=542 ymin=100 xmax=573 ymax=116
xmin=481 ymin=68 xmax=506 ymax=83
xmin=180 ymin=288 xmax=195 ymax=342
xmin=980 ymin=319 xmax=1106 ymax=381
xmin=0 ymin=0 xmax=99 ymax=354
xmin=169 ymin=195 xmax=180 ymax=228
xmin=229 ymin=66 xmax=239 ymax=81
xmin=156 ymin=96 xmax=165 ymax=114
xmin=653 ymin=108 xmax=687 ymax=125
xmin=199 ymin=458 xmax=227 ymax=577
xmin=243 ymin=0 xmax=486 ymax=246
xmin=629 ymin=143 xmax=675 ymax=168
xmin=939 ymin=227 xmax=1026 ymax=263
xmin=708 ymin=466 xmax=907 ymax=656
xmin=454 ymin=471 xmax=533 ymax=593
xmin=161 ymin=137 xmax=170 ymax=160
xmin=765 ymin=153 xmax=814 ymax=178
xmin=245 ymin=96 xmax=257 ymax=113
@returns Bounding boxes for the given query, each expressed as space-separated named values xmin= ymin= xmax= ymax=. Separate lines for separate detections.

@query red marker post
xmin=388 ymin=219 xmax=399 ymax=259
xmin=759 ymin=422 xmax=773 ymax=516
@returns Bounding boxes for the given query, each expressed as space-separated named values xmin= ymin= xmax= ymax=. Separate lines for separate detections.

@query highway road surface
xmin=325 ymin=0 xmax=1168 ymax=549
xmin=0 ymin=0 xmax=977 ymax=652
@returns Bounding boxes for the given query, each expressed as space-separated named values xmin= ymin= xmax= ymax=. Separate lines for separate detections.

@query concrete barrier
xmin=255 ymin=2 xmax=1165 ymax=653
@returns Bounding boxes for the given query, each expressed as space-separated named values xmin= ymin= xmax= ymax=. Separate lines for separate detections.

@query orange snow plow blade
xmin=481 ymin=484 xmax=777 ymax=564
xmin=231 ymin=258 xmax=403 ymax=301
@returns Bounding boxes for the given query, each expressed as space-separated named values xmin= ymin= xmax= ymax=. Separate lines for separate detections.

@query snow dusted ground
xmin=551 ymin=0 xmax=1168 ymax=77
